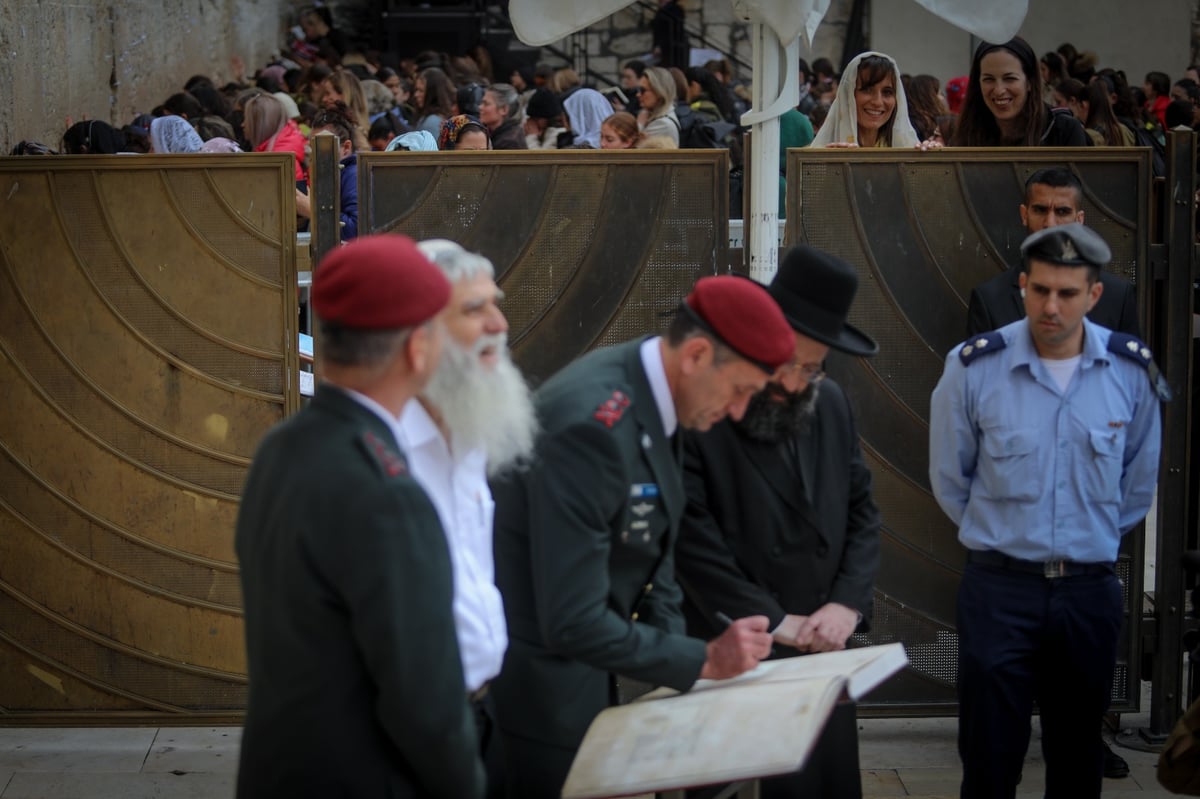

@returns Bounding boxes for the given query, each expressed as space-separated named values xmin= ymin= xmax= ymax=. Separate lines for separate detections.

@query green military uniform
xmin=491 ymin=339 xmax=708 ymax=798
xmin=235 ymin=384 xmax=485 ymax=799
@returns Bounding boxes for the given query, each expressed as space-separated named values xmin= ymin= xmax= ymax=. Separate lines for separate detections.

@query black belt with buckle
xmin=967 ymin=549 xmax=1114 ymax=579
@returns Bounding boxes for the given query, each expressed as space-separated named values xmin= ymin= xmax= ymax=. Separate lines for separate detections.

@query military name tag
xmin=630 ymin=483 xmax=659 ymax=498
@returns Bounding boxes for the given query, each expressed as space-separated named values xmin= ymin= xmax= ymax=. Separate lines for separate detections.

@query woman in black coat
xmin=951 ymin=36 xmax=1090 ymax=148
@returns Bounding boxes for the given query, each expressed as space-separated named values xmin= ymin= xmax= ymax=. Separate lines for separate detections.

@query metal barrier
xmin=356 ymin=149 xmax=730 ymax=382
xmin=784 ymin=147 xmax=1157 ymax=714
xmin=0 ymin=154 xmax=298 ymax=723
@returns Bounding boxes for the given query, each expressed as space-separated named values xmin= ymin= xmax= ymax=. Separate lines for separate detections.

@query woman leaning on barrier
xmin=810 ymin=51 xmax=920 ymax=148
xmin=951 ymin=36 xmax=1091 ymax=148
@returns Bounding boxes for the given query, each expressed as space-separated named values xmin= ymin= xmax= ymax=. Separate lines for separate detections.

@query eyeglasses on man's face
xmin=779 ymin=361 xmax=825 ymax=383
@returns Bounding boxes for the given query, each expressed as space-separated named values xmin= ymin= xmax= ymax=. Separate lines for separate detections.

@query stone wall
xmin=0 ymin=0 xmax=292 ymax=153
xmin=533 ymin=0 xmax=856 ymax=89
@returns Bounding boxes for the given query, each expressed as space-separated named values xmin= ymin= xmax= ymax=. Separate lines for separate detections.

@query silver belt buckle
xmin=1044 ymin=560 xmax=1066 ymax=579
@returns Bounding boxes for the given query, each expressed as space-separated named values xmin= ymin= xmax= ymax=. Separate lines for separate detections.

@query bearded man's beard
xmin=422 ymin=332 xmax=539 ymax=475
xmin=734 ymin=381 xmax=820 ymax=442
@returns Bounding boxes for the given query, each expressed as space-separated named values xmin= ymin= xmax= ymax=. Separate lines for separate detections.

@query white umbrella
xmin=507 ymin=0 xmax=1029 ymax=281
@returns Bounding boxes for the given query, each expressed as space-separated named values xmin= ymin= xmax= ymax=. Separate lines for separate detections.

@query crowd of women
xmin=802 ymin=36 xmax=1196 ymax=163
xmin=11 ymin=4 xmax=1199 ymax=235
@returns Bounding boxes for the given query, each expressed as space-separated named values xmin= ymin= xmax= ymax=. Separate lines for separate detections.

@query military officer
xmin=235 ymin=234 xmax=485 ymax=799
xmin=930 ymin=223 xmax=1164 ymax=799
xmin=491 ymin=275 xmax=796 ymax=798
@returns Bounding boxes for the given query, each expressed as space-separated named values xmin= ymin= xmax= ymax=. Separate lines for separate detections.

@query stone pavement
xmin=0 ymin=706 xmax=1177 ymax=798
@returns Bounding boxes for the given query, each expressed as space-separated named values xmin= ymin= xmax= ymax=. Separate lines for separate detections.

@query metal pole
xmin=740 ymin=23 xmax=798 ymax=284
xmin=309 ymin=131 xmax=342 ymax=270
xmin=1149 ymin=129 xmax=1198 ymax=737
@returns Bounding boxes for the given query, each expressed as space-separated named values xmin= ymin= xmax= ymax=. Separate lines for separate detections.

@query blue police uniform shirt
xmin=929 ymin=317 xmax=1161 ymax=563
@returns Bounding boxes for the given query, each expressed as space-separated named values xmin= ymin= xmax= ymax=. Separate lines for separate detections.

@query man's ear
xmin=678 ymin=335 xmax=714 ymax=376
xmin=1019 ymin=203 xmax=1029 ymax=228
xmin=1087 ymin=277 xmax=1104 ymax=312
xmin=406 ymin=325 xmax=431 ymax=376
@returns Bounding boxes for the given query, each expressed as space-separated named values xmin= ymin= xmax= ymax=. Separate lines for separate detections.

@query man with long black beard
xmin=396 ymin=239 xmax=537 ymax=799
xmin=675 ymin=245 xmax=881 ymax=799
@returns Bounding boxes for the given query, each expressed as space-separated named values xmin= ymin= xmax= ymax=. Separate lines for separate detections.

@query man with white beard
xmin=396 ymin=239 xmax=537 ymax=799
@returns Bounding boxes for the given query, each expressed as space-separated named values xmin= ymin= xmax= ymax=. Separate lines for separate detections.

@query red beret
xmin=685 ymin=275 xmax=794 ymax=372
xmin=312 ymin=234 xmax=451 ymax=329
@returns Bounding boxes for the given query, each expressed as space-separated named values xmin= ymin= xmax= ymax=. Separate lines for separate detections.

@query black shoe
xmin=1103 ymin=741 xmax=1130 ymax=779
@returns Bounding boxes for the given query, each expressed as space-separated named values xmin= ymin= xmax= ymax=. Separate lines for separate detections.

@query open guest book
xmin=561 ymin=642 xmax=908 ymax=799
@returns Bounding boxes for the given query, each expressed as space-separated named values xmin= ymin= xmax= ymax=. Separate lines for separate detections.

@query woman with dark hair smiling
xmin=810 ymin=51 xmax=919 ymax=148
xmin=951 ymin=37 xmax=1090 ymax=147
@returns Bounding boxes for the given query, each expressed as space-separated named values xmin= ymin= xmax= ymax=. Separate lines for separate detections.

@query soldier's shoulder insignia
xmin=359 ymin=430 xmax=409 ymax=478
xmin=593 ymin=389 xmax=632 ymax=429
xmin=1108 ymin=333 xmax=1173 ymax=402
xmin=958 ymin=332 xmax=1006 ymax=366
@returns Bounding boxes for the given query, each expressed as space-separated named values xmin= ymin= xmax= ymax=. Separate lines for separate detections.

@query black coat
xmin=675 ymin=378 xmax=881 ymax=643
xmin=235 ymin=385 xmax=484 ymax=799
xmin=966 ymin=266 xmax=1141 ymax=338
xmin=491 ymin=340 xmax=707 ymax=752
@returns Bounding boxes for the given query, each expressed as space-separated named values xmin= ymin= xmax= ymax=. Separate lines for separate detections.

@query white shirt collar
xmin=336 ymin=386 xmax=407 ymax=450
xmin=639 ymin=336 xmax=677 ymax=436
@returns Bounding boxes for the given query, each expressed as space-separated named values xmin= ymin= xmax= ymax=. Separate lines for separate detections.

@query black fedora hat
xmin=768 ymin=245 xmax=878 ymax=356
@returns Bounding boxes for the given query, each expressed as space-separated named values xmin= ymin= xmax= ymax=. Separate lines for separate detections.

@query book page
xmin=637 ymin=643 xmax=908 ymax=703
xmin=563 ymin=675 xmax=844 ymax=799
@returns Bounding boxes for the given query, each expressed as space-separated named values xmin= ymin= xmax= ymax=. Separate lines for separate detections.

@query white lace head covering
xmin=150 ymin=116 xmax=204 ymax=153
xmin=810 ymin=51 xmax=919 ymax=148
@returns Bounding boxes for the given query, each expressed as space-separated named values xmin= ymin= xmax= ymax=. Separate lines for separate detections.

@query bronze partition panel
xmin=0 ymin=154 xmax=299 ymax=722
xmin=358 ymin=150 xmax=730 ymax=382
xmin=784 ymin=148 xmax=1151 ymax=712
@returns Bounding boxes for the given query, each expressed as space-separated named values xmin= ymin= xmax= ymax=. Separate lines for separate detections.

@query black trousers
xmin=497 ymin=729 xmax=576 ymax=799
xmin=956 ymin=561 xmax=1122 ymax=799
xmin=473 ymin=693 xmax=507 ymax=799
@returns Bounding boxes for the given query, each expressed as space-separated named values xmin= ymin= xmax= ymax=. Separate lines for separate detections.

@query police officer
xmin=491 ymin=275 xmax=795 ymax=798
xmin=930 ymin=223 xmax=1163 ymax=799
xmin=235 ymin=234 xmax=485 ymax=799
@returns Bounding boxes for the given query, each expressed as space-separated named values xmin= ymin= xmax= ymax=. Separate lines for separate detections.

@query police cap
xmin=1020 ymin=222 xmax=1112 ymax=269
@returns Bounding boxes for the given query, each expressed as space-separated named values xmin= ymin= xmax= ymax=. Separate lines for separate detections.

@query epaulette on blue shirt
xmin=958 ymin=331 xmax=1006 ymax=366
xmin=1108 ymin=332 xmax=1174 ymax=402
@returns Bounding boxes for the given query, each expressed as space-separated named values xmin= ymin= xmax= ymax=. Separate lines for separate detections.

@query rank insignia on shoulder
xmin=1108 ymin=333 xmax=1174 ymax=402
xmin=593 ymin=390 xmax=632 ymax=429
xmin=360 ymin=430 xmax=408 ymax=478
xmin=958 ymin=332 xmax=1006 ymax=366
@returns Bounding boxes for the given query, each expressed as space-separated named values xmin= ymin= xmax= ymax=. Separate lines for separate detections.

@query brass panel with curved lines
xmin=0 ymin=154 xmax=297 ymax=722
xmin=787 ymin=148 xmax=1151 ymax=712
xmin=359 ymin=150 xmax=730 ymax=382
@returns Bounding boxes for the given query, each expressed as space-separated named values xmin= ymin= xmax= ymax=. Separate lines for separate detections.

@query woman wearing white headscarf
xmin=150 ymin=116 xmax=204 ymax=153
xmin=563 ymin=88 xmax=614 ymax=148
xmin=810 ymin=51 xmax=920 ymax=148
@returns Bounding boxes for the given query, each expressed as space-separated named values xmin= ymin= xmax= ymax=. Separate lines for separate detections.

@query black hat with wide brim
xmin=768 ymin=245 xmax=879 ymax=356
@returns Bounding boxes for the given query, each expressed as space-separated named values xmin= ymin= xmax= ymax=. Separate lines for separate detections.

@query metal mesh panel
xmin=0 ymin=155 xmax=295 ymax=722
xmin=787 ymin=149 xmax=1151 ymax=713
xmin=359 ymin=151 xmax=728 ymax=382
xmin=51 ymin=171 xmax=284 ymax=394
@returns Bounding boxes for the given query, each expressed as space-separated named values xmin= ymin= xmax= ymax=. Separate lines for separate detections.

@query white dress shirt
xmin=397 ymin=398 xmax=508 ymax=692
xmin=639 ymin=336 xmax=677 ymax=436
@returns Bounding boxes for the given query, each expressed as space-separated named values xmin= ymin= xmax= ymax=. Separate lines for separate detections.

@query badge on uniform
xmin=360 ymin=431 xmax=408 ymax=477
xmin=593 ymin=390 xmax=631 ymax=428
xmin=630 ymin=502 xmax=655 ymax=517
xmin=630 ymin=483 xmax=659 ymax=498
